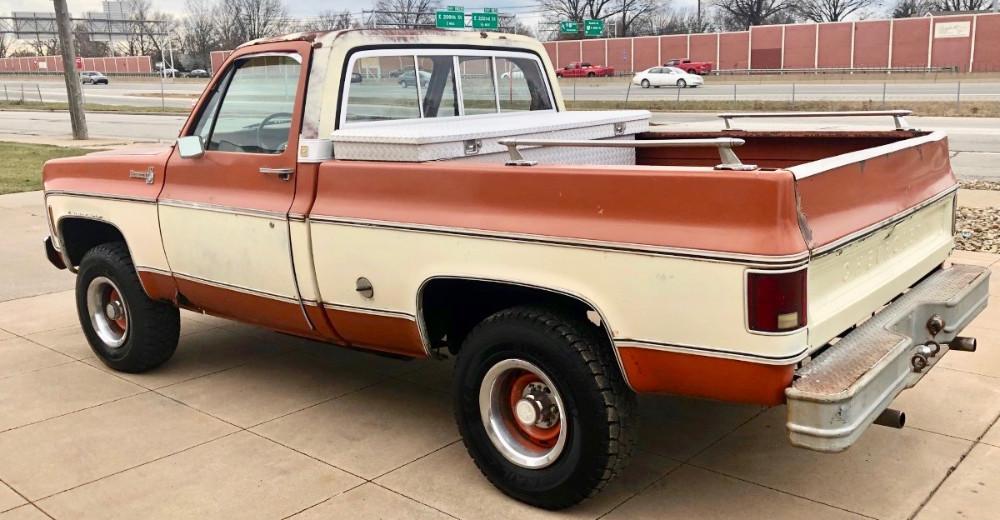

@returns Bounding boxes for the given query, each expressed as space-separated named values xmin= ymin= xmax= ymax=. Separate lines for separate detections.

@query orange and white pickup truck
xmin=42 ymin=29 xmax=989 ymax=509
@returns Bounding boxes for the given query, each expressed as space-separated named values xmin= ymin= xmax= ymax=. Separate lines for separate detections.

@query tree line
xmin=0 ymin=0 xmax=995 ymax=65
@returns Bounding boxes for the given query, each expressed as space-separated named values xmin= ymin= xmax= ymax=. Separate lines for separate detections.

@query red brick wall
xmin=689 ymin=34 xmax=717 ymax=63
xmin=972 ymin=13 xmax=1000 ymax=72
xmin=891 ymin=17 xmax=931 ymax=68
xmin=555 ymin=41 xmax=581 ymax=68
xmin=0 ymin=55 xmax=151 ymax=73
xmin=633 ymin=37 xmax=659 ymax=71
xmin=853 ymin=20 xmax=890 ymax=68
xmin=931 ymin=16 xmax=974 ymax=72
xmin=750 ymin=26 xmax=782 ymax=69
xmin=782 ymin=24 xmax=816 ymax=68
xmin=719 ymin=32 xmax=750 ymax=70
xmin=817 ymin=22 xmax=853 ymax=68
xmin=660 ymin=35 xmax=686 ymax=64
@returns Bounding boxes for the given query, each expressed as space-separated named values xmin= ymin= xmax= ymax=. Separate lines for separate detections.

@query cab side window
xmin=205 ymin=55 xmax=300 ymax=154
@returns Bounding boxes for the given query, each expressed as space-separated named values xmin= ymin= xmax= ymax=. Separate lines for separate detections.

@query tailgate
xmin=789 ymin=131 xmax=958 ymax=350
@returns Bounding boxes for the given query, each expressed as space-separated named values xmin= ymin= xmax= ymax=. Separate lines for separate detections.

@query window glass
xmin=495 ymin=57 xmax=552 ymax=112
xmin=458 ymin=56 xmax=497 ymax=115
xmin=207 ymin=55 xmax=299 ymax=154
xmin=416 ymin=56 xmax=458 ymax=118
xmin=191 ymin=76 xmax=226 ymax=144
xmin=344 ymin=56 xmax=421 ymax=123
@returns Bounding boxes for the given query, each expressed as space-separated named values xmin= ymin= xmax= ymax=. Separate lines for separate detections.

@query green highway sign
xmin=559 ymin=21 xmax=578 ymax=33
xmin=436 ymin=10 xmax=465 ymax=29
xmin=584 ymin=19 xmax=604 ymax=37
xmin=472 ymin=11 xmax=498 ymax=29
xmin=484 ymin=7 xmax=497 ymax=12
xmin=447 ymin=5 xmax=464 ymax=11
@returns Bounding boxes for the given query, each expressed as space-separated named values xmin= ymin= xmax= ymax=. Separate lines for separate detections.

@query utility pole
xmin=53 ymin=0 xmax=88 ymax=140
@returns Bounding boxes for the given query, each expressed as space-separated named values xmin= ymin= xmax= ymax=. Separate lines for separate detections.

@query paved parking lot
xmin=2 ymin=190 xmax=1000 ymax=519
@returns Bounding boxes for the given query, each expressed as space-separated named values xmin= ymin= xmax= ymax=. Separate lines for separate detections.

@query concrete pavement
xmin=2 ymin=187 xmax=1000 ymax=518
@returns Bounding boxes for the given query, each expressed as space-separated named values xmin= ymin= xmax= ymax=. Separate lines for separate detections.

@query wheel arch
xmin=57 ymin=216 xmax=164 ymax=301
xmin=416 ymin=276 xmax=630 ymax=386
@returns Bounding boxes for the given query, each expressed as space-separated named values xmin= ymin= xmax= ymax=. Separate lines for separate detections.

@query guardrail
xmin=710 ymin=66 xmax=959 ymax=76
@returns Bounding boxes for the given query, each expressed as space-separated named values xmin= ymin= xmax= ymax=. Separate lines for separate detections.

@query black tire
xmin=586 ymin=72 xmax=596 ymax=77
xmin=677 ymin=79 xmax=687 ymax=88
xmin=76 ymin=242 xmax=179 ymax=373
xmin=640 ymin=79 xmax=650 ymax=88
xmin=453 ymin=305 xmax=636 ymax=510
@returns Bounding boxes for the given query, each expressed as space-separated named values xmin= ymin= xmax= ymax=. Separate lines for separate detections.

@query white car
xmin=632 ymin=66 xmax=704 ymax=88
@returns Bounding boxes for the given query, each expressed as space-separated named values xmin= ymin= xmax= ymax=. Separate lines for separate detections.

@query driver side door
xmin=159 ymin=46 xmax=312 ymax=333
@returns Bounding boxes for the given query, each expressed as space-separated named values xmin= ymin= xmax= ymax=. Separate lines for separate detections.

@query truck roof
xmin=238 ymin=28 xmax=544 ymax=53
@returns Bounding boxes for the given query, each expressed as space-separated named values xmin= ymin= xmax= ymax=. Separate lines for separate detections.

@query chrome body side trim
xmin=614 ymin=339 xmax=809 ymax=366
xmin=309 ymin=215 xmax=810 ymax=267
xmin=171 ymin=271 xmax=300 ymax=304
xmin=45 ymin=190 xmax=156 ymax=204
xmin=323 ymin=302 xmax=417 ymax=320
xmin=158 ymin=199 xmax=289 ymax=219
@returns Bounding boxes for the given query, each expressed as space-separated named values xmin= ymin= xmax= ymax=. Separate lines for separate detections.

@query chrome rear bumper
xmin=786 ymin=263 xmax=989 ymax=452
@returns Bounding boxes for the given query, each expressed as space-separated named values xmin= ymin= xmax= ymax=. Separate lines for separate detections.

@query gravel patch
xmin=960 ymin=180 xmax=1000 ymax=191
xmin=956 ymin=206 xmax=1000 ymax=253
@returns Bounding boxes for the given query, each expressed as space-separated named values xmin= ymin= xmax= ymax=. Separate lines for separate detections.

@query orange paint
xmin=617 ymin=346 xmax=795 ymax=406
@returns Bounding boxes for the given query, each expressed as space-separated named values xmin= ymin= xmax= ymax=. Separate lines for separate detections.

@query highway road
xmin=2 ymin=76 xmax=1000 ymax=108
xmin=0 ymin=110 xmax=996 ymax=178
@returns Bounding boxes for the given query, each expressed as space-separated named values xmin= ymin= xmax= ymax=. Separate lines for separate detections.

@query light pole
xmin=53 ymin=0 xmax=88 ymax=139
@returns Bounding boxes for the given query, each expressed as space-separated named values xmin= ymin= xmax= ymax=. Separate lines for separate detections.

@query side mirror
xmin=177 ymin=135 xmax=205 ymax=159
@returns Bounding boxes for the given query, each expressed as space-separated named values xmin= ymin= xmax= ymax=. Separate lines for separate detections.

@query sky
xmin=0 ymin=0 xmax=701 ymax=35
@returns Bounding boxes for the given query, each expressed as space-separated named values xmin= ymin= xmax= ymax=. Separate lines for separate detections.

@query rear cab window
xmin=341 ymin=49 xmax=555 ymax=127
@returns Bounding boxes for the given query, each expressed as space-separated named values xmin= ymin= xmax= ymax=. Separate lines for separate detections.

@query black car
xmin=351 ymin=72 xmax=363 ymax=83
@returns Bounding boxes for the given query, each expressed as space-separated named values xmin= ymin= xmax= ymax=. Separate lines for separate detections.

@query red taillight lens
xmin=747 ymin=268 xmax=807 ymax=333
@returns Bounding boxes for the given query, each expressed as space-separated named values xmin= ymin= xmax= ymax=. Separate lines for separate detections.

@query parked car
xmin=186 ymin=69 xmax=210 ymax=78
xmin=398 ymin=69 xmax=430 ymax=87
xmin=555 ymin=61 xmax=614 ymax=77
xmin=664 ymin=58 xmax=713 ymax=75
xmin=388 ymin=66 xmax=414 ymax=78
xmin=79 ymin=71 xmax=109 ymax=85
xmin=42 ymin=29 xmax=988 ymax=511
xmin=351 ymin=71 xmax=363 ymax=83
xmin=632 ymin=66 xmax=704 ymax=88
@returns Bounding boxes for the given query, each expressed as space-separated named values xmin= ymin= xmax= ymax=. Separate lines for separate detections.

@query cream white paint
xmin=47 ymin=194 xmax=169 ymax=272
xmin=158 ymin=205 xmax=298 ymax=299
xmin=807 ymin=196 xmax=954 ymax=348
xmin=309 ymin=222 xmax=808 ymax=361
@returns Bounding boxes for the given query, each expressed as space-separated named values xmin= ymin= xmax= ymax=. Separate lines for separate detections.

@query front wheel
xmin=76 ymin=242 xmax=179 ymax=373
xmin=586 ymin=72 xmax=596 ymax=77
xmin=677 ymin=79 xmax=687 ymax=88
xmin=640 ymin=79 xmax=650 ymax=88
xmin=453 ymin=306 xmax=636 ymax=510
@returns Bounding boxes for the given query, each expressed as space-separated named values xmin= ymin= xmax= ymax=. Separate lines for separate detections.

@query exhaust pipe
xmin=873 ymin=408 xmax=906 ymax=429
xmin=950 ymin=336 xmax=977 ymax=353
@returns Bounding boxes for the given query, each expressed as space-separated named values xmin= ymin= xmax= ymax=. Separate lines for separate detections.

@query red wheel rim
xmin=107 ymin=287 xmax=127 ymax=331
xmin=506 ymin=370 xmax=561 ymax=447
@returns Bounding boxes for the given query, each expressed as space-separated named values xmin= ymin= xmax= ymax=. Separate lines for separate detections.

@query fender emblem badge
xmin=128 ymin=167 xmax=155 ymax=185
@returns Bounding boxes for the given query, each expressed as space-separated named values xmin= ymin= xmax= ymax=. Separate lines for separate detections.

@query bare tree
xmin=794 ymin=0 xmax=879 ymax=21
xmin=650 ymin=7 xmax=714 ymax=34
xmin=73 ymin=22 xmax=110 ymax=57
xmin=299 ymin=10 xmax=356 ymax=31
xmin=0 ymin=34 xmax=11 ymax=58
xmin=181 ymin=0 xmax=218 ymax=69
xmin=713 ymin=0 xmax=794 ymax=30
xmin=890 ymin=0 xmax=927 ymax=16
xmin=928 ymin=0 xmax=990 ymax=10
xmin=616 ymin=0 xmax=661 ymax=35
xmin=370 ymin=0 xmax=441 ymax=28
xmin=28 ymin=38 xmax=60 ymax=56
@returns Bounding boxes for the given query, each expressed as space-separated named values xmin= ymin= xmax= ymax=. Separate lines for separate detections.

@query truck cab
xmin=42 ymin=29 xmax=988 ymax=510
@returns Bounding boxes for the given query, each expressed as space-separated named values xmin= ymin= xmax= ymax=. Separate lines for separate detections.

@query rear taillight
xmin=747 ymin=268 xmax=807 ymax=333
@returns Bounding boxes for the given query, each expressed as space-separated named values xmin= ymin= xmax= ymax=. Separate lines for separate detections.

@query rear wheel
xmin=686 ymin=68 xmax=697 ymax=74
xmin=586 ymin=72 xmax=596 ymax=77
xmin=453 ymin=306 xmax=636 ymax=510
xmin=640 ymin=79 xmax=650 ymax=88
xmin=76 ymin=242 xmax=179 ymax=373
xmin=677 ymin=79 xmax=687 ymax=88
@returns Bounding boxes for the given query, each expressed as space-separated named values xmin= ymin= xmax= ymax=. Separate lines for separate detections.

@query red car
xmin=555 ymin=61 xmax=615 ymax=77
xmin=664 ymin=58 xmax=713 ymax=75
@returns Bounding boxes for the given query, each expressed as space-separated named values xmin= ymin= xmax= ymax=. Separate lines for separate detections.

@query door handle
xmin=259 ymin=167 xmax=293 ymax=181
